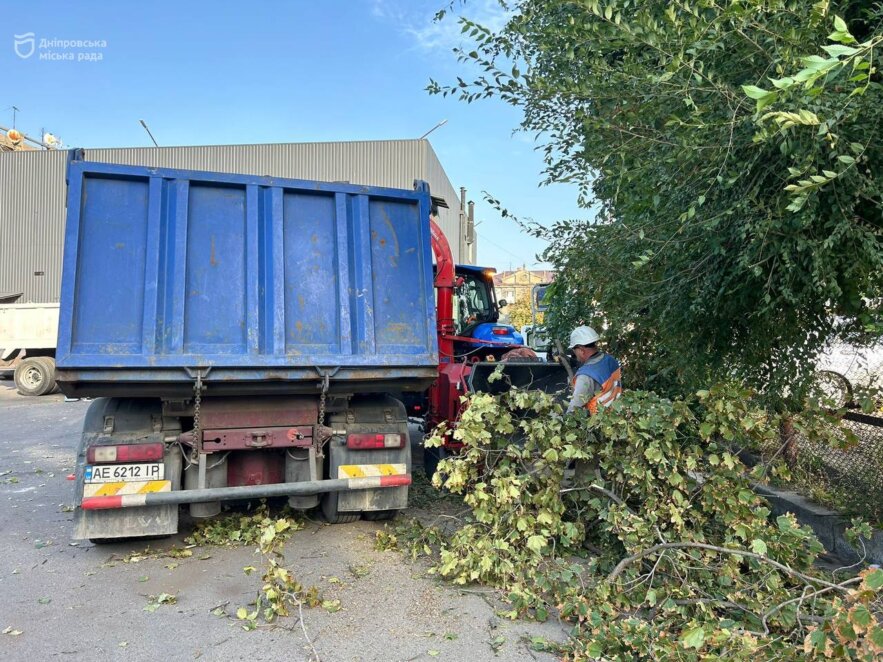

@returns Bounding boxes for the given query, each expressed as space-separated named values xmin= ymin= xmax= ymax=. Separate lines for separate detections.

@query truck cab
xmin=453 ymin=265 xmax=523 ymax=355
xmin=521 ymin=282 xmax=553 ymax=355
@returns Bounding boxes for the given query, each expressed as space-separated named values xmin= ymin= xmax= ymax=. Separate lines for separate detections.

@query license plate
xmin=85 ymin=463 xmax=164 ymax=483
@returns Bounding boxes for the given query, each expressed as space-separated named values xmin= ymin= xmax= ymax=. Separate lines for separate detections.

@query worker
xmin=566 ymin=325 xmax=622 ymax=414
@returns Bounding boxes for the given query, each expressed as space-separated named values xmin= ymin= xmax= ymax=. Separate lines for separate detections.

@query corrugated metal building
xmin=0 ymin=139 xmax=472 ymax=303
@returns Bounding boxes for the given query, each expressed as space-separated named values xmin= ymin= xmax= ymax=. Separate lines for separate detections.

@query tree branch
xmin=607 ymin=541 xmax=851 ymax=590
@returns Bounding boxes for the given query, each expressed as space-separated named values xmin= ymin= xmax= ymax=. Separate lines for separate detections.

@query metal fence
xmin=755 ymin=338 xmax=883 ymax=522
xmin=788 ymin=411 xmax=883 ymax=522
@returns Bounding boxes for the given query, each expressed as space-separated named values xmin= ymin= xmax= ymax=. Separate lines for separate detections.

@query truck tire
xmin=36 ymin=357 xmax=58 ymax=394
xmin=321 ymin=491 xmax=360 ymax=524
xmin=13 ymin=357 xmax=56 ymax=396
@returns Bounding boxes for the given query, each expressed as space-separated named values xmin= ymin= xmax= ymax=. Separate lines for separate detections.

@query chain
xmin=317 ymin=372 xmax=329 ymax=427
xmin=192 ymin=370 xmax=204 ymax=448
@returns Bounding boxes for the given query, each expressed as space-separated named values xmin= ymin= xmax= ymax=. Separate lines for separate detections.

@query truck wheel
xmin=321 ymin=491 xmax=360 ymax=524
xmin=13 ymin=357 xmax=55 ymax=396
xmin=36 ymin=357 xmax=58 ymax=394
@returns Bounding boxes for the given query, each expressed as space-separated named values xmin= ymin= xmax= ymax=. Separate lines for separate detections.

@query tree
xmin=431 ymin=0 xmax=883 ymax=406
xmin=501 ymin=295 xmax=541 ymax=329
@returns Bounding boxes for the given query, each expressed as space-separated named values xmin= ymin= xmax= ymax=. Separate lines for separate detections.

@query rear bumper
xmin=80 ymin=474 xmax=412 ymax=510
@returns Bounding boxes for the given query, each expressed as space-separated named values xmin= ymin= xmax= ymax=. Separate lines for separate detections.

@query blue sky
xmin=3 ymin=0 xmax=590 ymax=270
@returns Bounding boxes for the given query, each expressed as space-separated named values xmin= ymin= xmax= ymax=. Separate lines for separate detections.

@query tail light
xmin=87 ymin=442 xmax=164 ymax=464
xmin=346 ymin=433 xmax=405 ymax=449
xmin=491 ymin=326 xmax=510 ymax=336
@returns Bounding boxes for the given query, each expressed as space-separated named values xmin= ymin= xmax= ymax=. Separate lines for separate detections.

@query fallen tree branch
xmin=560 ymin=483 xmax=633 ymax=513
xmin=607 ymin=542 xmax=851 ymax=591
xmin=760 ymin=576 xmax=862 ymax=632
xmin=297 ymin=598 xmax=320 ymax=662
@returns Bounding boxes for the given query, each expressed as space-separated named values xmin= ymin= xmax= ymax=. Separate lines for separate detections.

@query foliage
xmin=185 ymin=503 xmax=301 ymax=547
xmin=502 ymin=295 xmax=536 ymax=330
xmin=143 ymin=592 xmax=177 ymax=613
xmin=430 ymin=0 xmax=883 ymax=405
xmin=403 ymin=386 xmax=883 ymax=659
xmin=229 ymin=509 xmax=321 ymax=633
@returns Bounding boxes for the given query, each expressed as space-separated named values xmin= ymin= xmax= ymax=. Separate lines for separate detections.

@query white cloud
xmin=372 ymin=0 xmax=512 ymax=54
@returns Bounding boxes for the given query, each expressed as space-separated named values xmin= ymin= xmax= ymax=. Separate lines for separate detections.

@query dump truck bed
xmin=56 ymin=155 xmax=438 ymax=397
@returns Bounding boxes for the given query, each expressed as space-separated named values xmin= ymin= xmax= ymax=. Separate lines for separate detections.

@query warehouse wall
xmin=0 ymin=149 xmax=67 ymax=302
xmin=0 ymin=140 xmax=467 ymax=303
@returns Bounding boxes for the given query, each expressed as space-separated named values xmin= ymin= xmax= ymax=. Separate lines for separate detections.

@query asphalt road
xmin=0 ymin=383 xmax=567 ymax=662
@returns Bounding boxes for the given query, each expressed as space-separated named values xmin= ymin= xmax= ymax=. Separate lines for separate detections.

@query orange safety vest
xmin=572 ymin=354 xmax=623 ymax=414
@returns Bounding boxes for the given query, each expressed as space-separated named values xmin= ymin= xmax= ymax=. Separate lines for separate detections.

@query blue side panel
xmin=57 ymin=158 xmax=439 ymax=386
xmin=184 ymin=184 xmax=248 ymax=353
xmin=369 ymin=198 xmax=425 ymax=352
xmin=71 ymin=177 xmax=149 ymax=354
xmin=283 ymin=192 xmax=341 ymax=354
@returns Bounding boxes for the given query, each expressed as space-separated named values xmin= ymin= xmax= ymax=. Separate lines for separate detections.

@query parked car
xmin=816 ymin=337 xmax=883 ymax=407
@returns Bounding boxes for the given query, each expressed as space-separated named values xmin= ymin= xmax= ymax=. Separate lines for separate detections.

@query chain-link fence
xmin=753 ymin=338 xmax=883 ymax=523
xmin=788 ymin=411 xmax=883 ymax=522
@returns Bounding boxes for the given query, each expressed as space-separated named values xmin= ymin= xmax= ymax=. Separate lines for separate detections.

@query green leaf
xmin=527 ymin=535 xmax=547 ymax=553
xmin=821 ymin=44 xmax=858 ymax=58
xmin=865 ymin=568 xmax=883 ymax=590
xmin=742 ymin=85 xmax=771 ymax=100
xmin=769 ymin=77 xmax=794 ymax=89
xmin=834 ymin=15 xmax=848 ymax=33
xmin=750 ymin=539 xmax=767 ymax=556
xmin=852 ymin=605 xmax=872 ymax=628
xmin=236 ymin=607 xmax=248 ymax=620
xmin=680 ymin=626 xmax=706 ymax=650
xmin=837 ymin=154 xmax=855 ymax=165
xmin=587 ymin=641 xmax=604 ymax=657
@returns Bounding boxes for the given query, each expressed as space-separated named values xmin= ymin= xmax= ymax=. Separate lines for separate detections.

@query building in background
xmin=0 ymin=139 xmax=473 ymax=302
xmin=493 ymin=267 xmax=555 ymax=304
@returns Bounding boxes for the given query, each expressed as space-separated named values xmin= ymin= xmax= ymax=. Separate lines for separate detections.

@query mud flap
xmin=328 ymin=396 xmax=411 ymax=513
xmin=332 ymin=444 xmax=411 ymax=513
xmin=73 ymin=398 xmax=183 ymax=541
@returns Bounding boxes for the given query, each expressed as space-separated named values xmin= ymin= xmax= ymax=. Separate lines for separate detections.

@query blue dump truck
xmin=59 ymin=153 xmax=439 ymax=541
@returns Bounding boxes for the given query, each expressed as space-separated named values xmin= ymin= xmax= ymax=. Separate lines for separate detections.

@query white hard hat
xmin=568 ymin=325 xmax=600 ymax=349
